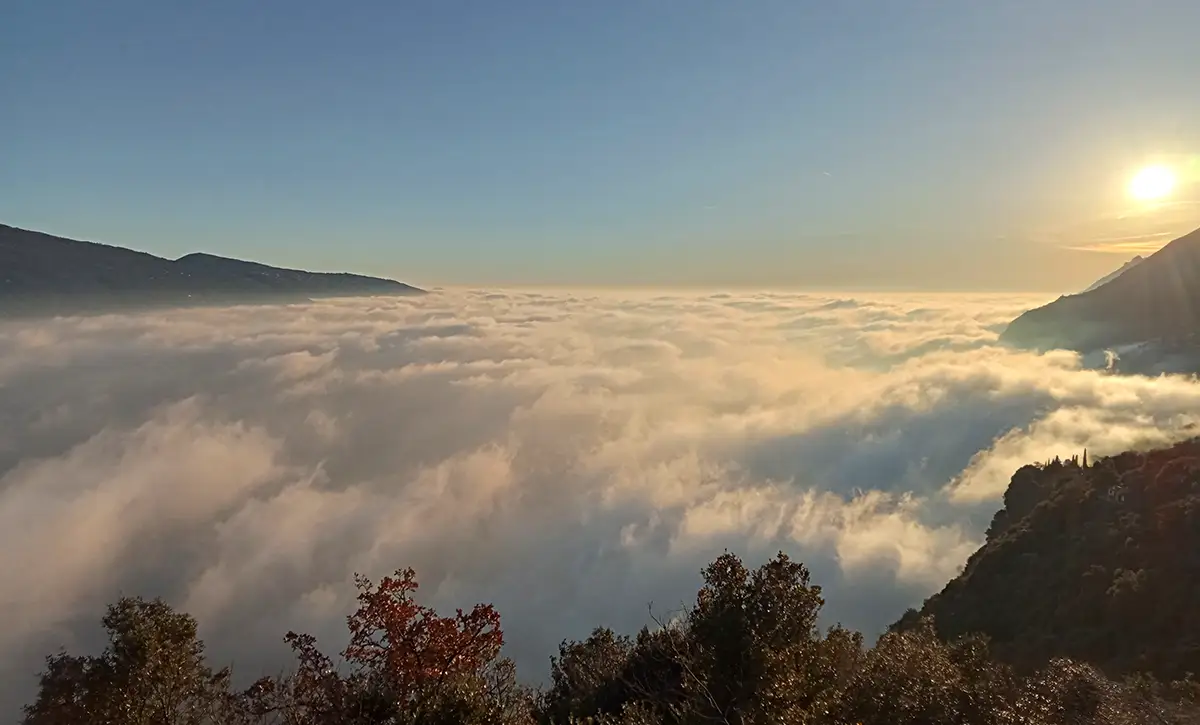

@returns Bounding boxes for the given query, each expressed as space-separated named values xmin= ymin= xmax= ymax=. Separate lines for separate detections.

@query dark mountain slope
xmin=1082 ymin=254 xmax=1143 ymax=293
xmin=171 ymin=251 xmax=413 ymax=294
xmin=895 ymin=439 xmax=1200 ymax=680
xmin=0 ymin=224 xmax=422 ymax=316
xmin=1001 ymin=226 xmax=1200 ymax=351
xmin=0 ymin=224 xmax=186 ymax=295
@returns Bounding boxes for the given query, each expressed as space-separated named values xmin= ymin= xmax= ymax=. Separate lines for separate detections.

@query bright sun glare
xmin=1128 ymin=165 xmax=1176 ymax=201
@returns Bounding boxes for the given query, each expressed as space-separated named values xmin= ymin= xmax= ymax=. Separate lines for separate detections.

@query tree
xmin=829 ymin=617 xmax=1017 ymax=725
xmin=686 ymin=551 xmax=837 ymax=724
xmin=24 ymin=549 xmax=1200 ymax=725
xmin=542 ymin=628 xmax=635 ymax=723
xmin=23 ymin=597 xmax=232 ymax=725
xmin=239 ymin=567 xmax=533 ymax=725
xmin=538 ymin=552 xmax=858 ymax=725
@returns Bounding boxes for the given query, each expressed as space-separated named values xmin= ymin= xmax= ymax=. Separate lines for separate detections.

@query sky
xmin=5 ymin=0 xmax=1200 ymax=290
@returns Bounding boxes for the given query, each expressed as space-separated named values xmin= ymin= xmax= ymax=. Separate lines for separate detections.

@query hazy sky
xmin=5 ymin=1 xmax=1200 ymax=290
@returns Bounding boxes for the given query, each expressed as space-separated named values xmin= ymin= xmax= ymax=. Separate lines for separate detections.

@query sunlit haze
xmin=5 ymin=1 xmax=1200 ymax=290
xmin=1128 ymin=165 xmax=1177 ymax=201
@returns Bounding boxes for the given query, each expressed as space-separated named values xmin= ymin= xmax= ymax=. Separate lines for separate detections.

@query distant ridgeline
xmin=1000 ymin=226 xmax=1200 ymax=353
xmin=896 ymin=437 xmax=1200 ymax=681
xmin=0 ymin=223 xmax=423 ymax=317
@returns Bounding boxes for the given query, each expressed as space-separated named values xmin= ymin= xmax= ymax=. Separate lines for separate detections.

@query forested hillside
xmin=896 ymin=439 xmax=1200 ymax=681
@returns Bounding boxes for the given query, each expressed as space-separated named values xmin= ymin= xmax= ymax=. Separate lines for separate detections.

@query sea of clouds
xmin=2 ymin=288 xmax=1200 ymax=712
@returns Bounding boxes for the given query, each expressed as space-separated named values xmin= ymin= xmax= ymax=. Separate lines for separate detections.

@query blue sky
xmin=5 ymin=1 xmax=1200 ymax=290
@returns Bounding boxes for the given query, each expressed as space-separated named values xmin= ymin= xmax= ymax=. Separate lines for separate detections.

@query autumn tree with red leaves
xmin=237 ymin=567 xmax=534 ymax=725
xmin=344 ymin=568 xmax=504 ymax=700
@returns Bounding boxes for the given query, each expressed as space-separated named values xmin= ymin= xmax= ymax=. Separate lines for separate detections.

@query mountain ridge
xmin=1082 ymin=254 xmax=1144 ymax=293
xmin=0 ymin=223 xmax=423 ymax=317
xmin=1001 ymin=226 xmax=1200 ymax=352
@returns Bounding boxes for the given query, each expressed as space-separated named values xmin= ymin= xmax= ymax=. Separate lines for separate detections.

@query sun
xmin=1128 ymin=165 xmax=1176 ymax=201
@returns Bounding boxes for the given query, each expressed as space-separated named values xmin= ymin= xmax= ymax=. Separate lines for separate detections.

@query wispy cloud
xmin=1063 ymin=232 xmax=1179 ymax=255
xmin=1038 ymin=198 xmax=1200 ymax=255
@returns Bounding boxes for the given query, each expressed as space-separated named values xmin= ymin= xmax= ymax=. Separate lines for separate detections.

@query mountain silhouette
xmin=1081 ymin=254 xmax=1143 ymax=293
xmin=1001 ymin=226 xmax=1200 ymax=351
xmin=0 ymin=224 xmax=423 ymax=317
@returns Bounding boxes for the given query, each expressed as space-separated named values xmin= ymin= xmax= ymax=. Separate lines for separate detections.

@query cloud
xmin=0 ymin=289 xmax=1198 ymax=714
xmin=1042 ymin=199 xmax=1200 ymax=255
xmin=1065 ymin=234 xmax=1179 ymax=255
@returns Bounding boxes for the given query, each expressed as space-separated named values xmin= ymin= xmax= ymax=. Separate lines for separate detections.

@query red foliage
xmin=341 ymin=567 xmax=505 ymax=702
xmin=240 ymin=567 xmax=508 ymax=721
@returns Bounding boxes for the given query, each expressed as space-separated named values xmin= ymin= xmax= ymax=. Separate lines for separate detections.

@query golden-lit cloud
xmin=0 ymin=291 xmax=1198 ymax=715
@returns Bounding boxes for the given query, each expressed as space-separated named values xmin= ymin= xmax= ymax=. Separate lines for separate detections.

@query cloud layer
xmin=2 ymin=289 xmax=1199 ymax=714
